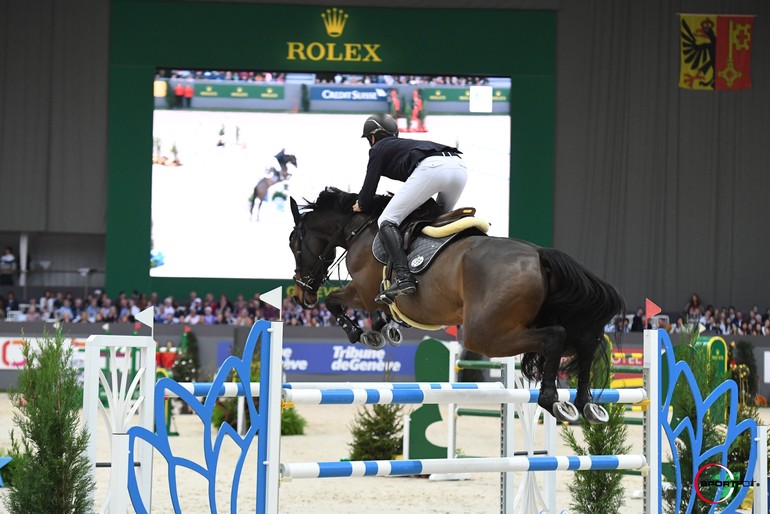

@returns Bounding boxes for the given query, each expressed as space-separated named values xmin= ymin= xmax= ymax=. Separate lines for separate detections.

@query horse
xmin=288 ymin=187 xmax=625 ymax=424
xmin=249 ymin=151 xmax=297 ymax=221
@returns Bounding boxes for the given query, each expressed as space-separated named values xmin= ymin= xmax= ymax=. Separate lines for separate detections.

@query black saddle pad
xmin=373 ymin=229 xmax=481 ymax=274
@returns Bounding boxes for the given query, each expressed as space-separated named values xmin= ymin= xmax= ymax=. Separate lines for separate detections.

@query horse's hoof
xmin=381 ymin=325 xmax=402 ymax=346
xmin=552 ymin=401 xmax=580 ymax=423
xmin=582 ymin=403 xmax=609 ymax=424
xmin=360 ymin=331 xmax=386 ymax=350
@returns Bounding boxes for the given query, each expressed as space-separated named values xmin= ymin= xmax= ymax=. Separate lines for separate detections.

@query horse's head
xmin=289 ymin=187 xmax=387 ymax=308
xmin=289 ymin=197 xmax=337 ymax=308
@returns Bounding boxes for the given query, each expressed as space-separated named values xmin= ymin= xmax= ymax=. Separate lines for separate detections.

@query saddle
xmin=402 ymin=207 xmax=480 ymax=248
xmin=372 ymin=208 xmax=489 ymax=274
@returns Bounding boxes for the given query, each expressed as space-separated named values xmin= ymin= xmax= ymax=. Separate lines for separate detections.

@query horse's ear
xmin=290 ymin=197 xmax=301 ymax=224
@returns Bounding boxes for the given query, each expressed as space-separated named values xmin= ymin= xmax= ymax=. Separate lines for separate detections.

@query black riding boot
xmin=376 ymin=221 xmax=417 ymax=304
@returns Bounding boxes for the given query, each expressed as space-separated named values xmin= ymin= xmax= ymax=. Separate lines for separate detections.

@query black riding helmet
xmin=361 ymin=113 xmax=399 ymax=140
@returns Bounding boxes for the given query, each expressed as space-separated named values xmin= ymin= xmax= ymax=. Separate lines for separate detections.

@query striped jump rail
xmin=163 ymin=381 xmax=505 ymax=398
xmin=282 ymin=387 xmax=647 ymax=406
xmin=280 ymin=454 xmax=648 ymax=479
xmin=456 ymin=360 xmax=643 ymax=373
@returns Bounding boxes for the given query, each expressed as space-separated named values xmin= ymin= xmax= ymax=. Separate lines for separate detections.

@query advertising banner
xmin=0 ymin=337 xmax=124 ymax=371
xmin=310 ymin=86 xmax=388 ymax=101
xmin=281 ymin=342 xmax=416 ymax=376
xmin=424 ymin=87 xmax=510 ymax=102
xmin=195 ymin=83 xmax=285 ymax=99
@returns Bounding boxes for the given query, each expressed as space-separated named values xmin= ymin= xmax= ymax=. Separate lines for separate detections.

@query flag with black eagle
xmin=679 ymin=14 xmax=755 ymax=90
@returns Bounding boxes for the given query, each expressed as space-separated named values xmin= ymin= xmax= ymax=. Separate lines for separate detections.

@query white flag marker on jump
xmin=136 ymin=306 xmax=155 ymax=339
xmin=261 ymin=287 xmax=283 ymax=321
xmin=136 ymin=307 xmax=154 ymax=328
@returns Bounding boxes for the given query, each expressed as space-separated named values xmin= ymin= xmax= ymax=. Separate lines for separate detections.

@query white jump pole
xmin=83 ymin=334 xmax=156 ymax=513
xmin=756 ymin=425 xmax=768 ymax=514
xmin=258 ymin=321 xmax=284 ymax=514
xmin=643 ymin=329 xmax=660 ymax=514
xmin=447 ymin=339 xmax=461 ymax=460
xmin=542 ymin=401 xmax=557 ymax=513
xmin=500 ymin=358 xmax=515 ymax=514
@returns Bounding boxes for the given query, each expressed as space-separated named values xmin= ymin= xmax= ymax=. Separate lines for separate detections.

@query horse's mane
xmin=304 ymin=186 xmax=442 ymax=220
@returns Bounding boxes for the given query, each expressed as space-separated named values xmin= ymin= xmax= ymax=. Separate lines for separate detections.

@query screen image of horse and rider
xmin=150 ymin=77 xmax=511 ymax=280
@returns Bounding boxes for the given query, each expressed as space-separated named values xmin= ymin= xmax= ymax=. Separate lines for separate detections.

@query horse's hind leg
xmin=249 ymin=188 xmax=257 ymax=218
xmin=256 ymin=199 xmax=263 ymax=221
xmin=531 ymin=327 xmax=580 ymax=422
xmin=467 ymin=325 xmax=574 ymax=421
xmin=573 ymin=344 xmax=610 ymax=424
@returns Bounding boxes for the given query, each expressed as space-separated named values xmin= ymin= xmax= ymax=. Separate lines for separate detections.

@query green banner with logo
xmin=423 ymin=88 xmax=510 ymax=102
xmin=492 ymin=89 xmax=510 ymax=102
xmin=194 ymin=83 xmax=285 ymax=99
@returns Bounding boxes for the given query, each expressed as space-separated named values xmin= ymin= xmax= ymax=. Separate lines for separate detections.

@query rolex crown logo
xmin=322 ymin=8 xmax=349 ymax=38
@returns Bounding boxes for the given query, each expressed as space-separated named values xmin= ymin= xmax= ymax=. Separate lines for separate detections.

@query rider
xmin=274 ymin=148 xmax=295 ymax=174
xmin=353 ymin=113 xmax=467 ymax=304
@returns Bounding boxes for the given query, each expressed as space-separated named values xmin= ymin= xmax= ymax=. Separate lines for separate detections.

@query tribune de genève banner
xmin=281 ymin=342 xmax=416 ymax=376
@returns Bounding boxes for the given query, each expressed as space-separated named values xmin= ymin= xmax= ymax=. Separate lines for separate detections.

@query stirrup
xmin=375 ymin=281 xmax=416 ymax=305
xmin=375 ymin=292 xmax=395 ymax=306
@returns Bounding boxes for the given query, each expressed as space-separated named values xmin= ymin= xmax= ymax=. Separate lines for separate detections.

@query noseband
xmin=292 ymin=212 xmax=377 ymax=295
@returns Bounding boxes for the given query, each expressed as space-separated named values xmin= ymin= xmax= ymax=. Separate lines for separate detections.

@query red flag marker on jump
xmin=445 ymin=325 xmax=458 ymax=338
xmin=645 ymin=298 xmax=661 ymax=320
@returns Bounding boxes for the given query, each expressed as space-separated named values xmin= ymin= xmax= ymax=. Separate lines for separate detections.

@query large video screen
xmin=150 ymin=70 xmax=511 ymax=279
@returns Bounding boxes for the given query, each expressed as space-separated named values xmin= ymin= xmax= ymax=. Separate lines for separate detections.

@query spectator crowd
xmin=161 ymin=69 xmax=495 ymax=88
xmin=606 ymin=293 xmax=770 ymax=337
xmin=0 ymin=288 xmax=375 ymax=330
xmin=1 ymin=289 xmax=768 ymax=336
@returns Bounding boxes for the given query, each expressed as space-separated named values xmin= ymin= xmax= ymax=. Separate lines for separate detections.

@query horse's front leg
xmin=327 ymin=285 xmax=389 ymax=350
xmin=326 ymin=286 xmax=363 ymax=344
xmin=370 ymin=310 xmax=389 ymax=331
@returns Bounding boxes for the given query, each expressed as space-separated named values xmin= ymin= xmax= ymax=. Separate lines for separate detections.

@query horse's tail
xmin=521 ymin=248 xmax=625 ymax=385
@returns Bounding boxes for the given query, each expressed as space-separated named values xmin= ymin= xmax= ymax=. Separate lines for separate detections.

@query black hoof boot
xmin=337 ymin=316 xmax=364 ymax=343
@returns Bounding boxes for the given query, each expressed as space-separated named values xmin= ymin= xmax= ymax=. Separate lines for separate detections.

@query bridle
xmin=292 ymin=211 xmax=378 ymax=296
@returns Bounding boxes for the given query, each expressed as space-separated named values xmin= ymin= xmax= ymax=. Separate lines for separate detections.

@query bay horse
xmin=249 ymin=151 xmax=297 ymax=221
xmin=289 ymin=187 xmax=625 ymax=423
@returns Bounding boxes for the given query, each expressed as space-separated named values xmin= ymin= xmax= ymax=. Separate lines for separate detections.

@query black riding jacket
xmin=357 ymin=136 xmax=461 ymax=211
